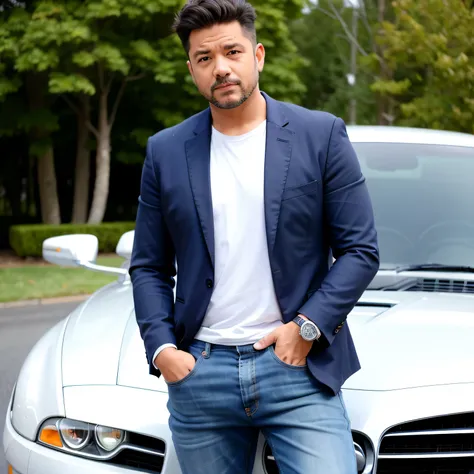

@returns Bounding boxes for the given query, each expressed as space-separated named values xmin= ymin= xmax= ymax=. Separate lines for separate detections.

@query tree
xmin=0 ymin=4 xmax=64 ymax=224
xmin=1 ymin=0 xmax=184 ymax=224
xmin=253 ymin=0 xmax=307 ymax=104
xmin=292 ymin=0 xmax=392 ymax=125
xmin=290 ymin=0 xmax=361 ymax=121
xmin=71 ymin=93 xmax=91 ymax=223
xmin=370 ymin=0 xmax=474 ymax=133
xmin=1 ymin=0 xmax=308 ymax=226
xmin=48 ymin=0 xmax=184 ymax=224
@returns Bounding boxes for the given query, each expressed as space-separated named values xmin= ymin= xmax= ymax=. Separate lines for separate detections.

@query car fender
xmin=10 ymin=315 xmax=70 ymax=441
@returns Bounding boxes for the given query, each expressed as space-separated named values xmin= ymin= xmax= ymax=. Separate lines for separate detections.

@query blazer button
xmin=206 ymin=279 xmax=213 ymax=288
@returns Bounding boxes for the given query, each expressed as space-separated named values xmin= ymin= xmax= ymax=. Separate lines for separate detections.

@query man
xmin=129 ymin=0 xmax=379 ymax=473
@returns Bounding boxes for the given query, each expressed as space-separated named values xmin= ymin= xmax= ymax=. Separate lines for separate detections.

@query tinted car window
xmin=352 ymin=143 xmax=474 ymax=268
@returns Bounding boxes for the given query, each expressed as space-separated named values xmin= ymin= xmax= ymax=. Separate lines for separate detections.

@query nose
xmin=213 ymin=55 xmax=231 ymax=79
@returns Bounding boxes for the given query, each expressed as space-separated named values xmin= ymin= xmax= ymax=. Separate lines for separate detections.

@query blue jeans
xmin=166 ymin=340 xmax=357 ymax=474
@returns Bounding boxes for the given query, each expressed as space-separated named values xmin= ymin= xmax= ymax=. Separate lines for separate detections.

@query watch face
xmin=301 ymin=322 xmax=317 ymax=341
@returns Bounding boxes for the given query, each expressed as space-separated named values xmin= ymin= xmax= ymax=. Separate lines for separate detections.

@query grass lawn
xmin=0 ymin=256 xmax=125 ymax=303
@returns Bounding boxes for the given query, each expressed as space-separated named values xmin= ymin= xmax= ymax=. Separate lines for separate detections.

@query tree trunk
xmin=37 ymin=147 xmax=61 ymax=224
xmin=0 ymin=140 xmax=21 ymax=218
xmin=349 ymin=6 xmax=358 ymax=125
xmin=26 ymin=73 xmax=61 ymax=224
xmin=27 ymin=153 xmax=36 ymax=217
xmin=377 ymin=0 xmax=390 ymax=125
xmin=72 ymin=95 xmax=91 ymax=223
xmin=88 ymin=90 xmax=111 ymax=224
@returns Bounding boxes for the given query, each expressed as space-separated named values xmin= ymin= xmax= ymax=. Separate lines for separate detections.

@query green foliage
xmin=371 ymin=78 xmax=411 ymax=95
xmin=9 ymin=222 xmax=135 ymax=257
xmin=29 ymin=136 xmax=54 ymax=157
xmin=49 ymin=72 xmax=96 ymax=94
xmin=1 ymin=0 xmax=307 ymax=131
xmin=290 ymin=0 xmax=378 ymax=123
xmin=0 ymin=0 xmax=184 ymax=100
xmin=0 ymin=94 xmax=27 ymax=136
xmin=0 ymin=0 xmax=311 ymax=225
xmin=255 ymin=0 xmax=307 ymax=104
xmin=18 ymin=108 xmax=59 ymax=134
xmin=372 ymin=0 xmax=474 ymax=133
xmin=92 ymin=43 xmax=130 ymax=75
xmin=0 ymin=75 xmax=21 ymax=100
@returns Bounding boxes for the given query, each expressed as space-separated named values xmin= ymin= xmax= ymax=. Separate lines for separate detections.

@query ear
xmin=255 ymin=43 xmax=265 ymax=72
xmin=187 ymin=60 xmax=196 ymax=84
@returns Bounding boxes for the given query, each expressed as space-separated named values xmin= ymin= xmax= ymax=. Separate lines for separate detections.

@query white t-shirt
xmin=153 ymin=120 xmax=283 ymax=364
xmin=194 ymin=120 xmax=283 ymax=344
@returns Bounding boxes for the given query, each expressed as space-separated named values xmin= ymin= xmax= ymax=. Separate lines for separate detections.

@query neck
xmin=210 ymin=87 xmax=266 ymax=136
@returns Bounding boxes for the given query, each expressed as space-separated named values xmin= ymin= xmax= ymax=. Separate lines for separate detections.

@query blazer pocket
xmin=282 ymin=179 xmax=319 ymax=201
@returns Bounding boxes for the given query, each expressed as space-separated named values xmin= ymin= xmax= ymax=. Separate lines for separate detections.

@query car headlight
xmin=59 ymin=419 xmax=91 ymax=450
xmin=37 ymin=417 xmax=126 ymax=459
xmin=95 ymin=425 xmax=125 ymax=452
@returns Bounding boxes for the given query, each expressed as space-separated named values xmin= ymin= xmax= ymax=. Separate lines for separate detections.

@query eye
xmin=198 ymin=56 xmax=210 ymax=63
xmin=228 ymin=50 xmax=240 ymax=56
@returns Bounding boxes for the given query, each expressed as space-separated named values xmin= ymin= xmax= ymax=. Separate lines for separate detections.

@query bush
xmin=0 ymin=216 xmax=40 ymax=250
xmin=9 ymin=222 xmax=135 ymax=258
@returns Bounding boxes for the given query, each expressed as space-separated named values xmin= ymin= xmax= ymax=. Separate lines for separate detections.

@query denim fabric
xmin=166 ymin=340 xmax=357 ymax=474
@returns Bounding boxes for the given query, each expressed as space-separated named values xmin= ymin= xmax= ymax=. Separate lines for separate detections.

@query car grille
xmin=377 ymin=413 xmax=474 ymax=474
xmin=406 ymin=278 xmax=474 ymax=294
xmin=106 ymin=432 xmax=165 ymax=473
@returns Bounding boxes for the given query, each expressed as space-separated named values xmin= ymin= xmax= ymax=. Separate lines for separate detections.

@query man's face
xmin=187 ymin=21 xmax=265 ymax=109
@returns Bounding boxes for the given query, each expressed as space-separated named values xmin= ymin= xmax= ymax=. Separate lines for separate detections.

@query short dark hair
xmin=173 ymin=0 xmax=257 ymax=54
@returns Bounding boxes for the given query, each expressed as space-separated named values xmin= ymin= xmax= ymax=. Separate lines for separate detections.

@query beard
xmin=204 ymin=69 xmax=259 ymax=110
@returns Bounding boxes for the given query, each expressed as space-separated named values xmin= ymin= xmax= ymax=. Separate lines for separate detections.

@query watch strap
xmin=293 ymin=315 xmax=307 ymax=328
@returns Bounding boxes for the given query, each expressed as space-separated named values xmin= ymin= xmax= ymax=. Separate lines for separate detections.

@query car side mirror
xmin=43 ymin=234 xmax=98 ymax=267
xmin=116 ymin=230 xmax=134 ymax=261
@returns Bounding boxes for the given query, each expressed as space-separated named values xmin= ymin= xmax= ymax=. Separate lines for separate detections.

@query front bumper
xmin=6 ymin=380 xmax=474 ymax=474
xmin=3 ymin=386 xmax=183 ymax=474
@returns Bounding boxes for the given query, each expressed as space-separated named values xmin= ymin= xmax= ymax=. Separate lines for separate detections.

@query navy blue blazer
xmin=129 ymin=92 xmax=379 ymax=394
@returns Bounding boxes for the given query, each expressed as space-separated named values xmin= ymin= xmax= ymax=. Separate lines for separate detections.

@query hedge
xmin=9 ymin=222 xmax=135 ymax=258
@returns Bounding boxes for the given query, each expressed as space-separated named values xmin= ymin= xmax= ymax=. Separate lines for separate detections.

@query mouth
xmin=214 ymin=83 xmax=237 ymax=91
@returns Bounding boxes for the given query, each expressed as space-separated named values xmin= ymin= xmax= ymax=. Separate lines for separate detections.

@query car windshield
xmin=352 ymin=142 xmax=474 ymax=269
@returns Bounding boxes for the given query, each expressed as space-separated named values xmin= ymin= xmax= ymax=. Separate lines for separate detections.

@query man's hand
xmin=154 ymin=347 xmax=196 ymax=383
xmin=253 ymin=316 xmax=312 ymax=366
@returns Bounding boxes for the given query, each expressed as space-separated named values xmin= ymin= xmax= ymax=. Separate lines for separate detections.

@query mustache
xmin=211 ymin=78 xmax=241 ymax=92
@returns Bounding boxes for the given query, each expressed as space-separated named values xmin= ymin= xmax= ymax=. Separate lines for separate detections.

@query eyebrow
xmin=193 ymin=43 xmax=245 ymax=59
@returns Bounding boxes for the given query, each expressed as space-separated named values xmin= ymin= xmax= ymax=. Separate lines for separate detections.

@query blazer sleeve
xmin=129 ymin=137 xmax=177 ymax=375
xmin=298 ymin=117 xmax=380 ymax=346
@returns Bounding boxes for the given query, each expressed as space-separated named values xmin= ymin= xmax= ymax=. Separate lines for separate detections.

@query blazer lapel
xmin=263 ymin=92 xmax=294 ymax=254
xmin=185 ymin=109 xmax=215 ymax=268
xmin=184 ymin=94 xmax=293 ymax=267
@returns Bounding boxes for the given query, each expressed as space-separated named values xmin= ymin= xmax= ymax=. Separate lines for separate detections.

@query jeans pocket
xmin=165 ymin=354 xmax=204 ymax=387
xmin=268 ymin=345 xmax=307 ymax=369
xmin=165 ymin=344 xmax=206 ymax=387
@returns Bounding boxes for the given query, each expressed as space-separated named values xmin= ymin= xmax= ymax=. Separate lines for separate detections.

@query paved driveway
xmin=0 ymin=302 xmax=80 ymax=471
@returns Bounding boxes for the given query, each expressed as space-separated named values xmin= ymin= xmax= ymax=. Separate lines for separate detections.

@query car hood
xmin=344 ymin=291 xmax=474 ymax=390
xmin=62 ymin=285 xmax=474 ymax=392
xmin=61 ymin=282 xmax=167 ymax=392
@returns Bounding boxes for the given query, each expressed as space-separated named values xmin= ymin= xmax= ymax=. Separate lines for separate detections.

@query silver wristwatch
xmin=293 ymin=315 xmax=321 ymax=341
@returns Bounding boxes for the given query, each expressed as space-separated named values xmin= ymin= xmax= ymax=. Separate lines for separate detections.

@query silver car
xmin=4 ymin=126 xmax=474 ymax=474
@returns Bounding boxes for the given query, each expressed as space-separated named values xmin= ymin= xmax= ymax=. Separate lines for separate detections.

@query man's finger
xmin=253 ymin=331 xmax=277 ymax=350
